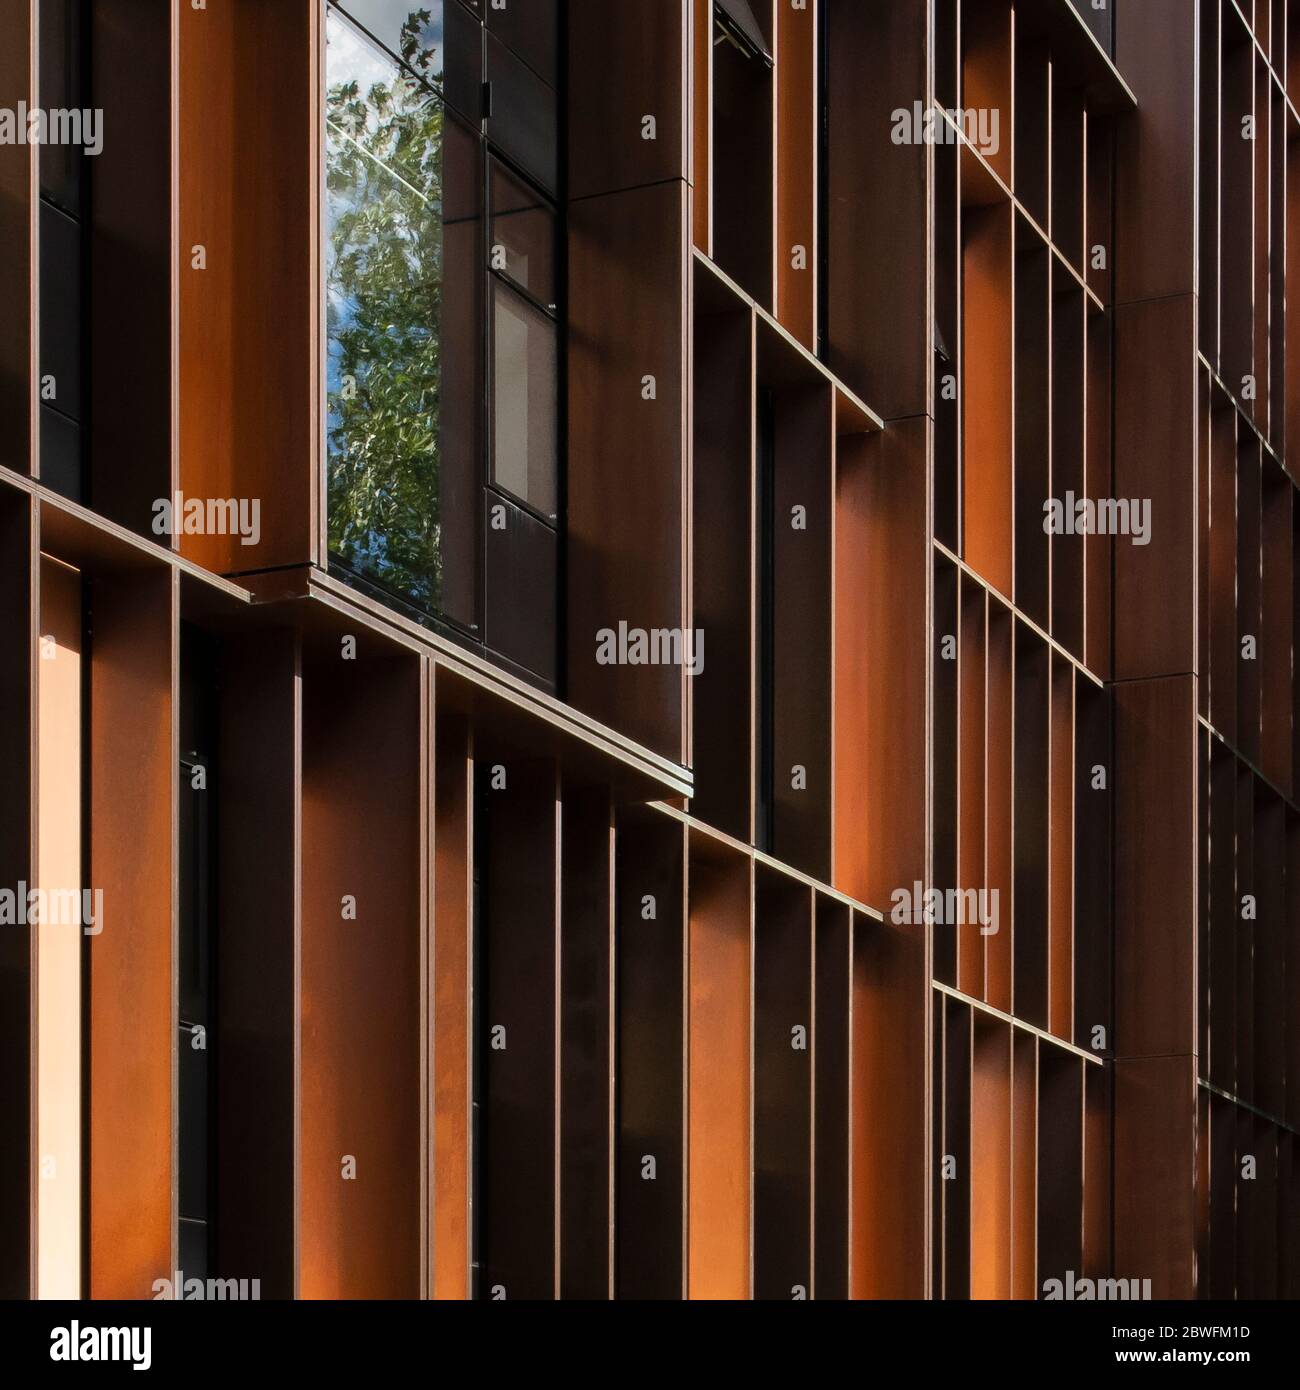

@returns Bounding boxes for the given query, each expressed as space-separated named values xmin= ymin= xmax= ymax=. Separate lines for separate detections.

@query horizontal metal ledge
xmin=247 ymin=564 xmax=695 ymax=804
xmin=0 ymin=464 xmax=696 ymax=804
xmin=693 ymin=250 xmax=887 ymax=434
xmin=649 ymin=800 xmax=887 ymax=923
xmin=934 ymin=980 xmax=1108 ymax=1066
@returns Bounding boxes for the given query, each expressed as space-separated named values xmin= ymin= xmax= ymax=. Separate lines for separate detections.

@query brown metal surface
xmin=812 ymin=896 xmax=850 ymax=1299
xmin=568 ymin=0 xmax=689 ymax=201
xmin=963 ymin=202 xmax=1015 ymax=600
xmin=824 ymin=0 xmax=929 ymax=417
xmin=1114 ymin=294 xmax=1198 ymax=680
xmin=567 ymin=180 xmax=688 ymax=762
xmin=178 ymin=0 xmax=318 ymax=573
xmin=774 ymin=0 xmax=816 ymax=346
xmin=691 ymin=0 xmax=711 ymax=252
xmin=88 ymin=569 xmax=176 ymax=1298
xmin=432 ymin=711 xmax=473 ymax=1300
xmin=851 ymin=909 xmax=927 ymax=1298
xmin=1115 ymin=0 xmax=1197 ymax=304
xmin=299 ymin=649 xmax=422 ymax=1298
xmin=752 ymin=866 xmax=811 ymax=1299
xmin=687 ymin=834 xmax=751 ymax=1298
xmin=1114 ymin=675 xmax=1198 ymax=1060
xmin=970 ymin=1016 xmax=1011 ymax=1299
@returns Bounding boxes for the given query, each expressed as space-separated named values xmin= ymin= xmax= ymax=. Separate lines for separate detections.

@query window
xmin=38 ymin=0 xmax=89 ymax=503
xmin=36 ymin=556 xmax=84 ymax=1299
xmin=325 ymin=0 xmax=561 ymax=686
xmin=178 ymin=626 xmax=218 ymax=1279
xmin=756 ymin=389 xmax=775 ymax=853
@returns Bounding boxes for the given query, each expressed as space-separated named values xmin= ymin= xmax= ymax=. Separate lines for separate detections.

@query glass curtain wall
xmin=325 ymin=0 xmax=559 ymax=682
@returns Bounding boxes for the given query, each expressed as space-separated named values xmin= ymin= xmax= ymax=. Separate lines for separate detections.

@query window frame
xmin=323 ymin=0 xmax=565 ymax=684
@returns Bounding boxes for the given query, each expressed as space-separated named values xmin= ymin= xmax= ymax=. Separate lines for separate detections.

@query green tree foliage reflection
xmin=326 ymin=9 xmax=444 ymax=610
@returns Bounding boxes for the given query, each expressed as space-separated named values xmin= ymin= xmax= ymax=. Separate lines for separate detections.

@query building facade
xmin=0 ymin=0 xmax=1297 ymax=1300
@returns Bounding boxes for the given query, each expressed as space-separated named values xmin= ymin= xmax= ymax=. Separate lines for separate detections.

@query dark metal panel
xmin=691 ymin=309 xmax=754 ymax=840
xmin=615 ymin=810 xmax=685 ymax=1298
xmin=824 ymin=0 xmax=929 ymax=418
xmin=484 ymin=494 xmax=558 ymax=687
xmin=477 ymin=757 xmax=559 ymax=1300
xmin=568 ymin=0 xmax=689 ymax=200
xmin=213 ymin=630 xmax=300 ymax=1298
xmin=1114 ymin=675 xmax=1197 ymax=1060
xmin=1013 ymin=623 xmax=1050 ymax=1030
xmin=1114 ymin=1056 xmax=1197 ymax=1298
xmin=1114 ymin=0 xmax=1197 ymax=305
xmin=88 ymin=0 xmax=172 ymax=535
xmin=1073 ymin=676 xmax=1111 ymax=1053
xmin=941 ymin=997 xmax=970 ymax=1300
xmin=1113 ymin=294 xmax=1198 ymax=681
xmin=1036 ymin=1048 xmax=1083 ymax=1291
xmin=958 ymin=577 xmax=986 ymax=999
xmin=559 ymin=784 xmax=614 ymax=1299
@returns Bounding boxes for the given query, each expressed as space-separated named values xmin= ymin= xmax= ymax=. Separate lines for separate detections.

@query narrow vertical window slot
xmin=178 ymin=626 xmax=219 ymax=1280
xmin=36 ymin=555 xmax=83 ymax=1298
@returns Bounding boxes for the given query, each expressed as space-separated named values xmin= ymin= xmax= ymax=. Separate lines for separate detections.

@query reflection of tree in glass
xmin=326 ymin=10 xmax=444 ymax=610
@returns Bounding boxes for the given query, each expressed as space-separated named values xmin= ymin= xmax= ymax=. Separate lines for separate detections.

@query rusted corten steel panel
xmin=299 ymin=648 xmax=422 ymax=1298
xmin=88 ymin=569 xmax=177 ymax=1298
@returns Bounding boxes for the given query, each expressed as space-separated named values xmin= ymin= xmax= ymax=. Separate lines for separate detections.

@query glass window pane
xmin=491 ymin=280 xmax=556 ymax=518
xmin=332 ymin=0 xmax=443 ymax=82
xmin=442 ymin=0 xmax=485 ymax=124
xmin=40 ymin=200 xmax=82 ymax=423
xmin=490 ymin=160 xmax=554 ymax=305
xmin=486 ymin=31 xmax=556 ymax=194
xmin=483 ymin=491 xmax=557 ymax=684
xmin=326 ymin=9 xmax=445 ymax=612
xmin=39 ymin=0 xmax=84 ymax=213
xmin=178 ymin=1026 xmax=209 ymax=1225
xmin=39 ymin=406 xmax=82 ymax=504
xmin=438 ymin=118 xmax=484 ymax=632
xmin=485 ymin=0 xmax=556 ymax=87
